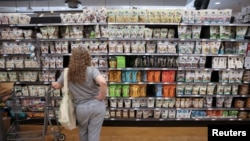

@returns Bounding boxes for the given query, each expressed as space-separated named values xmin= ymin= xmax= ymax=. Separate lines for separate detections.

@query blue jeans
xmin=75 ymin=99 xmax=105 ymax=141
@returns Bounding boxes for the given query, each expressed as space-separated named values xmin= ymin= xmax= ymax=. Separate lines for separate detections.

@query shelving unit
xmin=1 ymin=10 xmax=250 ymax=125
xmin=104 ymin=19 xmax=250 ymax=122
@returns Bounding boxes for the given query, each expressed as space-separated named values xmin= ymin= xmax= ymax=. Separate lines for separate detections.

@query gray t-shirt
xmin=57 ymin=66 xmax=101 ymax=104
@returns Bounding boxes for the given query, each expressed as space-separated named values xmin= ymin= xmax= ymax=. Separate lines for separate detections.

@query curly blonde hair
xmin=68 ymin=47 xmax=91 ymax=83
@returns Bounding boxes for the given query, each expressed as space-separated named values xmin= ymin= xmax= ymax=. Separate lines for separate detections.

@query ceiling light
xmin=65 ymin=0 xmax=82 ymax=8
xmin=215 ymin=2 xmax=221 ymax=5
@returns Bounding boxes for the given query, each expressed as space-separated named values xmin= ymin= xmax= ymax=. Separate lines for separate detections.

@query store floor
xmin=18 ymin=125 xmax=207 ymax=141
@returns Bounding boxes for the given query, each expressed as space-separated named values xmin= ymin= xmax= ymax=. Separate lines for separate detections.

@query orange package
xmin=163 ymin=84 xmax=176 ymax=97
xmin=206 ymin=110 xmax=213 ymax=117
xmin=162 ymin=71 xmax=176 ymax=82
xmin=169 ymin=84 xmax=176 ymax=97
xmin=108 ymin=70 xmax=115 ymax=82
xmin=115 ymin=70 xmax=122 ymax=82
xmin=154 ymin=71 xmax=161 ymax=82
xmin=163 ymin=85 xmax=170 ymax=97
xmin=216 ymin=110 xmax=223 ymax=117
xmin=147 ymin=71 xmax=155 ymax=82
xmin=161 ymin=71 xmax=169 ymax=82
xmin=139 ymin=84 xmax=147 ymax=97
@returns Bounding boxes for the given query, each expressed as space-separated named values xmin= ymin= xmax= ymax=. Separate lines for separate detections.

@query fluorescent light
xmin=215 ymin=2 xmax=221 ymax=5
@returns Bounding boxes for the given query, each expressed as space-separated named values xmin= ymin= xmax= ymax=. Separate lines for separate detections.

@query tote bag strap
xmin=63 ymin=68 xmax=69 ymax=94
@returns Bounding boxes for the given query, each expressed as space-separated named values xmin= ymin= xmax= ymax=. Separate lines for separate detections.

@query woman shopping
xmin=52 ymin=46 xmax=107 ymax=141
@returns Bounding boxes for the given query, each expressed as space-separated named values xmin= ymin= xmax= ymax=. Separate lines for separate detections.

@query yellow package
xmin=107 ymin=10 xmax=116 ymax=23
xmin=130 ymin=84 xmax=140 ymax=97
xmin=123 ymin=10 xmax=131 ymax=23
xmin=138 ymin=9 xmax=148 ymax=23
xmin=116 ymin=10 xmax=124 ymax=23
xmin=167 ymin=10 xmax=175 ymax=23
xmin=174 ymin=9 xmax=182 ymax=23
xmin=161 ymin=10 xmax=168 ymax=23
xmin=130 ymin=9 xmax=138 ymax=23
xmin=139 ymin=84 xmax=147 ymax=97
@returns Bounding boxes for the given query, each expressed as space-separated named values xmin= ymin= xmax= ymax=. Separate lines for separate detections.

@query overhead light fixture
xmin=65 ymin=0 xmax=82 ymax=8
xmin=215 ymin=2 xmax=221 ymax=5
xmin=194 ymin=0 xmax=210 ymax=10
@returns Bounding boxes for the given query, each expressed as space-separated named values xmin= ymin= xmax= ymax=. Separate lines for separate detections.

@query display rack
xmin=0 ymin=10 xmax=250 ymax=127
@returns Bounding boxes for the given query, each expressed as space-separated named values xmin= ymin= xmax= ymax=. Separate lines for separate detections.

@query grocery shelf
xmin=1 ymin=13 xmax=250 ymax=125
xmin=0 ymin=39 xmax=36 ymax=42
xmin=107 ymin=97 xmax=171 ymax=100
xmin=178 ymin=68 xmax=245 ymax=71
xmin=179 ymin=23 xmax=250 ymax=26
xmin=108 ymin=53 xmax=178 ymax=56
xmin=176 ymin=94 xmax=250 ymax=98
xmin=109 ymin=68 xmax=178 ymax=70
xmin=42 ymin=68 xmax=64 ymax=71
xmin=105 ymin=117 xmax=250 ymax=122
xmin=14 ymin=96 xmax=61 ymax=99
xmin=42 ymin=53 xmax=108 ymax=56
xmin=107 ymin=95 xmax=250 ymax=99
xmin=9 ymin=24 xmax=37 ymax=27
xmin=108 ymin=23 xmax=180 ymax=26
xmin=107 ymin=53 xmax=245 ymax=57
xmin=2 ymin=22 xmax=250 ymax=27
xmin=37 ymin=23 xmax=107 ymax=26
xmin=108 ymin=38 xmax=179 ymax=41
xmin=1 ymin=54 xmax=34 ymax=57
xmin=108 ymin=38 xmax=249 ymax=42
xmin=37 ymin=38 xmax=108 ymax=41
xmin=41 ymin=53 xmax=70 ymax=57
xmin=108 ymin=82 xmax=176 ymax=85
xmin=0 ymin=68 xmax=42 ymax=71
xmin=90 ymin=53 xmax=109 ymax=56
xmin=14 ymin=82 xmax=51 ymax=85
xmin=178 ymin=53 xmax=245 ymax=57
xmin=107 ymin=107 xmax=250 ymax=111
xmin=176 ymin=82 xmax=242 ymax=85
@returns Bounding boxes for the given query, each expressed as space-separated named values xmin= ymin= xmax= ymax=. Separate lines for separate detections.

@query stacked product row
xmin=104 ymin=97 xmax=250 ymax=119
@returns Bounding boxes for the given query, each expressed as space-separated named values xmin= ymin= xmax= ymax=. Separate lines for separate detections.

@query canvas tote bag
xmin=58 ymin=68 xmax=76 ymax=130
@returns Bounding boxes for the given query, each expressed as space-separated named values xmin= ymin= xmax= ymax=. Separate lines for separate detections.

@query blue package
xmin=125 ymin=70 xmax=132 ymax=82
xmin=132 ymin=70 xmax=138 ymax=82
xmin=122 ymin=70 xmax=126 ymax=82
xmin=155 ymin=84 xmax=162 ymax=97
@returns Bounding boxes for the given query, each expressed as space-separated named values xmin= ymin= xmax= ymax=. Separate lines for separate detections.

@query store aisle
xmin=40 ymin=126 xmax=207 ymax=141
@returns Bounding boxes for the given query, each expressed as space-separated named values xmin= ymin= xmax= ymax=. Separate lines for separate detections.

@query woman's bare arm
xmin=94 ymin=74 xmax=107 ymax=100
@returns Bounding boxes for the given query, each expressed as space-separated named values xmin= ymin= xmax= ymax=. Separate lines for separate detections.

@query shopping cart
xmin=5 ymin=86 xmax=65 ymax=141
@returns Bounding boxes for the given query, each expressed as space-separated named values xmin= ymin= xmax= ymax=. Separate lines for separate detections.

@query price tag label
xmin=244 ymin=57 xmax=250 ymax=69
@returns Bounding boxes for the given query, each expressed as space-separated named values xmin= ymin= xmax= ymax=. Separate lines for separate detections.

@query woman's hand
xmin=52 ymin=82 xmax=63 ymax=89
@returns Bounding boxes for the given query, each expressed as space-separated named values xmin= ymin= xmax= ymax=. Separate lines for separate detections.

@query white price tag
xmin=244 ymin=57 xmax=250 ymax=69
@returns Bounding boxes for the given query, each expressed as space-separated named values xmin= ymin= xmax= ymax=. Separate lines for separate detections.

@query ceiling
xmin=208 ymin=0 xmax=250 ymax=13
xmin=0 ymin=0 xmax=249 ymax=14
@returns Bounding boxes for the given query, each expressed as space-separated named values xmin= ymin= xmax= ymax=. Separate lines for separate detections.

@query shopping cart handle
xmin=47 ymin=85 xmax=56 ymax=94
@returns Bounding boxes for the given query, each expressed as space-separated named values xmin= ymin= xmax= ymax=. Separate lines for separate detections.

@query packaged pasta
xmin=107 ymin=10 xmax=116 ymax=23
xmin=167 ymin=10 xmax=175 ymax=23
xmin=160 ymin=28 xmax=168 ymax=38
xmin=174 ymin=9 xmax=182 ymax=23
xmin=144 ymin=28 xmax=153 ymax=38
xmin=161 ymin=10 xmax=168 ymax=23
xmin=138 ymin=9 xmax=148 ymax=23
xmin=116 ymin=10 xmax=124 ymax=23
xmin=148 ymin=10 xmax=157 ymax=23
xmin=123 ymin=26 xmax=131 ymax=38
xmin=123 ymin=9 xmax=131 ymax=23
xmin=130 ymin=9 xmax=138 ymax=23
